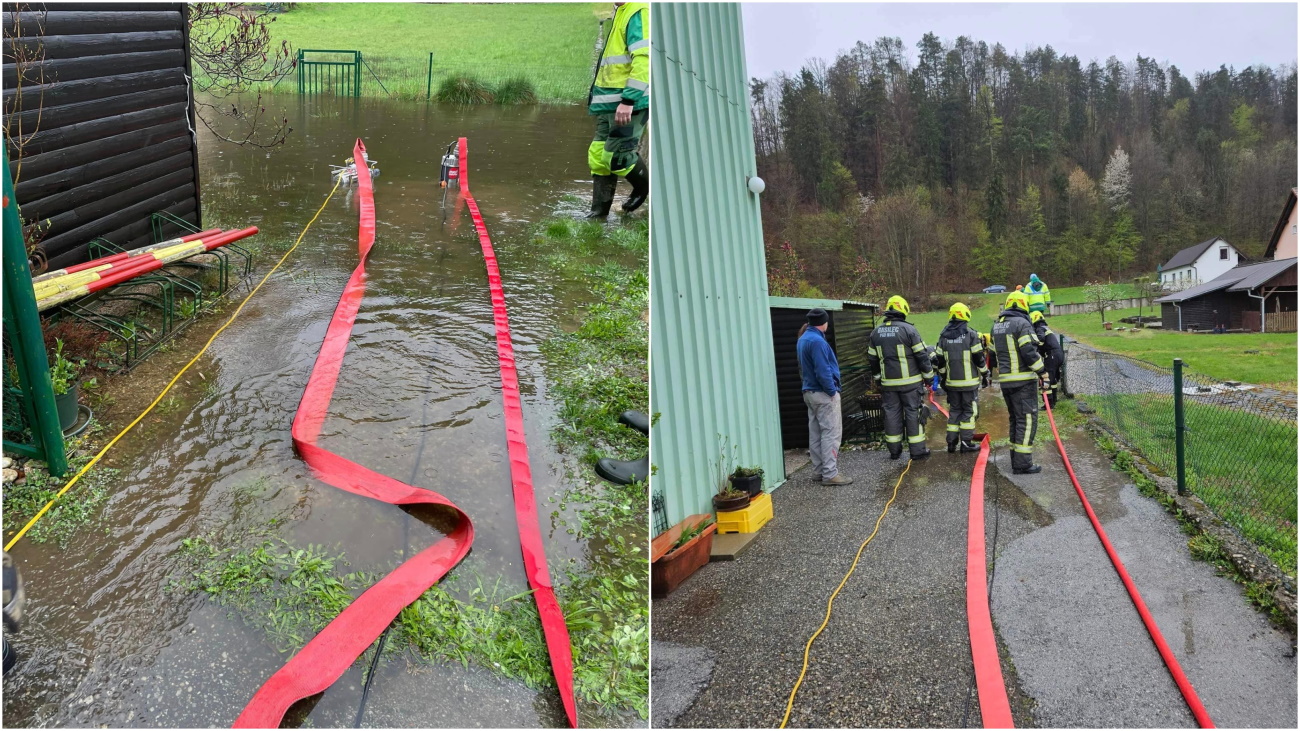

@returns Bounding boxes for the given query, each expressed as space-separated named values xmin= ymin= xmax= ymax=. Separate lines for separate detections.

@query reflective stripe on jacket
xmin=589 ymin=3 xmax=650 ymax=113
xmin=868 ymin=315 xmax=934 ymax=390
xmin=991 ymin=309 xmax=1044 ymax=382
xmin=934 ymin=321 xmax=988 ymax=390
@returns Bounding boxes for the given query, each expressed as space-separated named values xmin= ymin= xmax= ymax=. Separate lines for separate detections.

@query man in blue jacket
xmin=797 ymin=308 xmax=853 ymax=485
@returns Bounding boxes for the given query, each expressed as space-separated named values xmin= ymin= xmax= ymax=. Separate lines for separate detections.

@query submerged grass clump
xmin=436 ymin=75 xmax=495 ymax=104
xmin=3 ymin=425 xmax=119 ymax=547
xmin=494 ymin=76 xmax=538 ymax=105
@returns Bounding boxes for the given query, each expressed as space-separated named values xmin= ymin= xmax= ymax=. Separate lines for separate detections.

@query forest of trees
xmin=752 ymin=34 xmax=1298 ymax=303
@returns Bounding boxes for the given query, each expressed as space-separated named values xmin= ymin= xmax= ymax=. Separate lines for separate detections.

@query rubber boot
xmin=585 ymin=175 xmax=617 ymax=219
xmin=620 ymin=159 xmax=648 ymax=213
xmin=959 ymin=440 xmax=981 ymax=453
xmin=947 ymin=433 xmax=959 ymax=453
xmin=888 ymin=446 xmax=903 ymax=460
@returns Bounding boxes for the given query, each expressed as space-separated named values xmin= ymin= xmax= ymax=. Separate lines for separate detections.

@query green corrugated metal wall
xmin=650 ymin=3 xmax=785 ymax=529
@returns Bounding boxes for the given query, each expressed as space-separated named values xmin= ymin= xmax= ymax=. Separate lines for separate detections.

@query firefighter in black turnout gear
xmin=868 ymin=296 xmax=934 ymax=460
xmin=931 ymin=302 xmax=989 ymax=453
xmin=993 ymin=291 xmax=1048 ymax=474
xmin=1031 ymin=311 xmax=1064 ymax=408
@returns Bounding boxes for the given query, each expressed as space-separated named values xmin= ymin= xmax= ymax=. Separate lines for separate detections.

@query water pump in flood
xmin=439 ymin=141 xmax=460 ymax=190
xmin=330 ymin=154 xmax=380 ymax=187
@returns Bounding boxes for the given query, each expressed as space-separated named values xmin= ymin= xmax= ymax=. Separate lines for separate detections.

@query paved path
xmin=651 ymin=389 xmax=1296 ymax=727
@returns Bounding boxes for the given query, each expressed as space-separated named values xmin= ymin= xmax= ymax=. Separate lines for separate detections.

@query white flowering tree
xmin=1101 ymin=147 xmax=1132 ymax=212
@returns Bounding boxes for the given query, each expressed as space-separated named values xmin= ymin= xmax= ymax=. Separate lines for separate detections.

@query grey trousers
xmin=803 ymin=390 xmax=842 ymax=479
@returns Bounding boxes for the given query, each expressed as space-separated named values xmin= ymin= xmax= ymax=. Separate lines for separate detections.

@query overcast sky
xmin=742 ymin=3 xmax=1298 ymax=80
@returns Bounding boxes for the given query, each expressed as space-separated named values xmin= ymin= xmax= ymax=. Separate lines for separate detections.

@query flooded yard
xmin=3 ymin=95 xmax=643 ymax=727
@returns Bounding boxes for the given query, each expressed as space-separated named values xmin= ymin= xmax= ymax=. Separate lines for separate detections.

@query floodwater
xmin=3 ymin=95 xmax=638 ymax=727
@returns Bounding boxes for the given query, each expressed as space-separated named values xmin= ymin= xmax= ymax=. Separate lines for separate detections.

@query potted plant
xmin=49 ymin=339 xmax=83 ymax=431
xmin=651 ymin=515 xmax=716 ymax=598
xmin=709 ymin=434 xmax=750 ymax=511
xmin=729 ymin=466 xmax=764 ymax=498
xmin=713 ymin=486 xmax=750 ymax=512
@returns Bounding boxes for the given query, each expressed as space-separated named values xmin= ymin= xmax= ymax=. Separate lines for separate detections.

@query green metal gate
xmin=297 ymin=49 xmax=362 ymax=97
xmin=2 ymin=147 xmax=67 ymax=475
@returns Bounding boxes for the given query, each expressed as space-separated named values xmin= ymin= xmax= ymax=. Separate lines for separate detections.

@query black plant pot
xmin=55 ymin=383 xmax=79 ymax=432
xmin=713 ymin=493 xmax=750 ymax=512
xmin=729 ymin=472 xmax=763 ymax=498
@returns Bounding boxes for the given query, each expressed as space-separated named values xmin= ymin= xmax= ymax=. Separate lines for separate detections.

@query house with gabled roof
xmin=1157 ymin=237 xmax=1243 ymax=290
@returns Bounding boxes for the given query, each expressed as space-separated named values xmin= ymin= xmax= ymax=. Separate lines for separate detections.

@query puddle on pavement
xmin=4 ymin=95 xmax=635 ymax=727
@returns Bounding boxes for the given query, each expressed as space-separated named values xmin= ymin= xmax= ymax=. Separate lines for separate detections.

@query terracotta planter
xmin=651 ymin=517 xmax=716 ymax=599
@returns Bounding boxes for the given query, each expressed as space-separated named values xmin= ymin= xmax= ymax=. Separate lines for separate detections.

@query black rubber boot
xmin=1013 ymin=464 xmax=1043 ymax=475
xmin=947 ymin=434 xmax=959 ymax=453
xmin=620 ymin=159 xmax=648 ymax=213
xmin=889 ymin=447 xmax=903 ymax=460
xmin=585 ymin=175 xmax=617 ymax=219
xmin=959 ymin=440 xmax=981 ymax=453
xmin=910 ymin=447 xmax=932 ymax=460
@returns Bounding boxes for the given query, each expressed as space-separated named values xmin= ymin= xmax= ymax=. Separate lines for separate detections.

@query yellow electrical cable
xmin=5 ymin=179 xmax=342 ymax=552
xmin=779 ymin=458 xmax=913 ymax=729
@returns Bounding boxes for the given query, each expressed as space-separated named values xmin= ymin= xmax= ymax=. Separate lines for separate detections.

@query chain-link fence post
xmin=1173 ymin=357 xmax=1187 ymax=496
xmin=426 ymin=52 xmax=433 ymax=100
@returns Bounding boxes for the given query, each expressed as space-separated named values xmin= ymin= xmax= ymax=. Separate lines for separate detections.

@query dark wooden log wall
xmin=3 ymin=3 xmax=200 ymax=270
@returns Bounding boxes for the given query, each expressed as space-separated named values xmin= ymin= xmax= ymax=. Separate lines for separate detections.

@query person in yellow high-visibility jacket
xmin=1024 ymin=273 xmax=1052 ymax=314
xmin=586 ymin=2 xmax=649 ymax=219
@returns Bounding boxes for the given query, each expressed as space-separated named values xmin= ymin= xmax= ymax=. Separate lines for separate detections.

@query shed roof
xmin=1155 ymin=258 xmax=1297 ymax=303
xmin=768 ymin=296 xmax=878 ymax=311
xmin=1160 ymin=237 xmax=1228 ymax=271
xmin=1227 ymin=257 xmax=1297 ymax=291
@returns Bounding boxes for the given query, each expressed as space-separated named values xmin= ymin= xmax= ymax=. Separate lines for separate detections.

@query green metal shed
xmin=650 ymin=3 xmax=786 ymax=531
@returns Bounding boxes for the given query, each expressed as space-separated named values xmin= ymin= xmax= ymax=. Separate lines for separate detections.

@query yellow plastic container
xmin=716 ymin=492 xmax=773 ymax=534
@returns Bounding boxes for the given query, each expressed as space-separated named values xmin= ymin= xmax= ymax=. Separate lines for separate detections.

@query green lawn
xmin=208 ymin=3 xmax=605 ymax=101
xmin=1050 ymin=307 xmax=1297 ymax=389
xmin=1093 ymin=393 xmax=1297 ymax=576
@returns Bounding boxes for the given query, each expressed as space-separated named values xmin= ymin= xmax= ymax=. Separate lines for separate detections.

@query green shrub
xmin=494 ymin=76 xmax=538 ymax=105
xmin=436 ymin=75 xmax=494 ymax=104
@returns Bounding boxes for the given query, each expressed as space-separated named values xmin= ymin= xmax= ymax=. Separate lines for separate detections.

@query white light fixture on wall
xmin=747 ymin=176 xmax=765 ymax=195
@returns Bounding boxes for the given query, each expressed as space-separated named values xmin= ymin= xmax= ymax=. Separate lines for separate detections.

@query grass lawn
xmin=1050 ymin=307 xmax=1298 ymax=389
xmin=1092 ymin=393 xmax=1297 ymax=576
xmin=210 ymin=3 xmax=606 ymax=102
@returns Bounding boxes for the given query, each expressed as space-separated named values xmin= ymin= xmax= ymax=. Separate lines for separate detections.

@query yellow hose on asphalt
xmin=779 ymin=458 xmax=912 ymax=728
xmin=4 ymin=179 xmax=342 ymax=552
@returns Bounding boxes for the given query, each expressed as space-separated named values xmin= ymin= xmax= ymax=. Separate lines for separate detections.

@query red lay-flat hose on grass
xmin=1041 ymin=393 xmax=1215 ymax=728
xmin=458 ymin=137 xmax=579 ymax=727
xmin=234 ymin=140 xmax=476 ymax=727
xmin=928 ymin=390 xmax=1014 ymax=728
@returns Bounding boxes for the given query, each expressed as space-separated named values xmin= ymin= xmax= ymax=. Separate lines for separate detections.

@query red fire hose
xmin=928 ymin=390 xmax=1014 ymax=728
xmin=235 ymin=138 xmax=576 ymax=727
xmin=458 ymin=137 xmax=578 ymax=727
xmin=234 ymin=140 xmax=474 ymax=727
xmin=1041 ymin=393 xmax=1214 ymax=728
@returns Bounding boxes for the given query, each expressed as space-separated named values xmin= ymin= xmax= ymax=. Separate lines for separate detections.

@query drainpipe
xmin=1173 ymin=301 xmax=1183 ymax=331
xmin=1246 ymin=288 xmax=1266 ymax=333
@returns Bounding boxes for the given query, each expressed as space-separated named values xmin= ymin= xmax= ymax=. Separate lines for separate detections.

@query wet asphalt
xmin=651 ymin=389 xmax=1297 ymax=728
